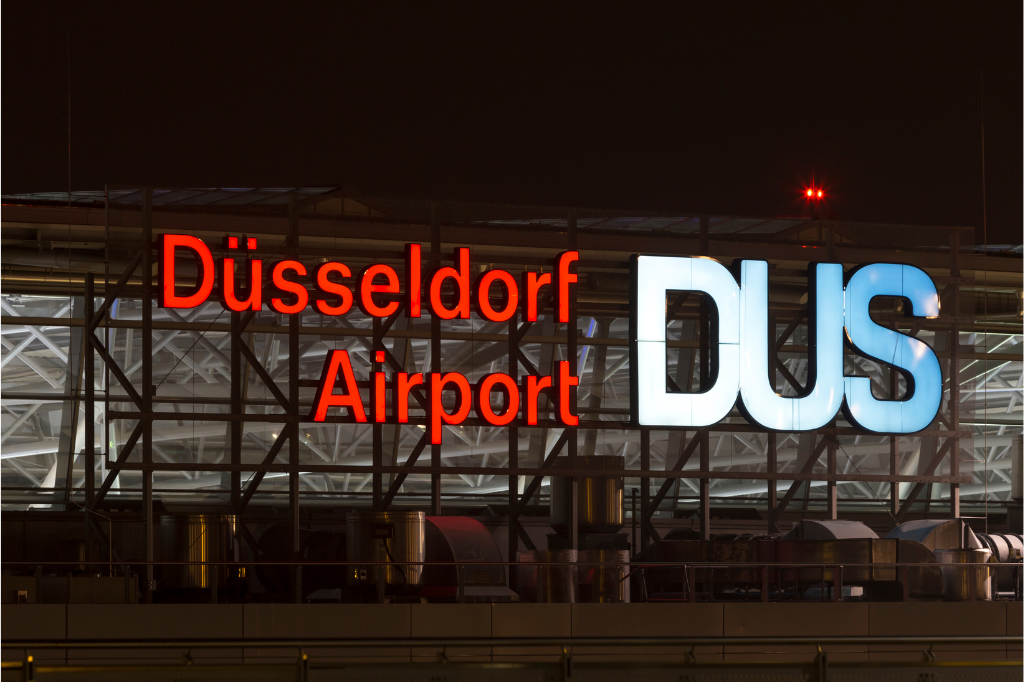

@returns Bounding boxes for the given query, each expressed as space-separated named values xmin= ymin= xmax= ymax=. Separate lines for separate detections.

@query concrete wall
xmin=3 ymin=602 xmax=1020 ymax=664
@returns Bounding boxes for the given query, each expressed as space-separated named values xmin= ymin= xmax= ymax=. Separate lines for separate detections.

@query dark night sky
xmin=4 ymin=2 xmax=1021 ymax=244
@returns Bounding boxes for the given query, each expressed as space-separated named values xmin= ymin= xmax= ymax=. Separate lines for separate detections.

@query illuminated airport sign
xmin=158 ymin=235 xmax=942 ymax=436
xmin=160 ymin=234 xmax=579 ymax=443
xmin=631 ymin=255 xmax=942 ymax=434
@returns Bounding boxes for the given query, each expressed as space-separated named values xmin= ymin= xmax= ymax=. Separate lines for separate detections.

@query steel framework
xmin=2 ymin=187 xmax=1021 ymax=601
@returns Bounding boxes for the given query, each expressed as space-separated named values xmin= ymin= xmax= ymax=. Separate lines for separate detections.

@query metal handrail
xmin=2 ymin=560 xmax=1016 ymax=567
xmin=8 ymin=558 xmax=1017 ymax=604
xmin=2 ymin=635 xmax=1020 ymax=650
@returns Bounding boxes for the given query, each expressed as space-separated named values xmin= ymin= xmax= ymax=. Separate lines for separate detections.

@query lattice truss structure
xmin=2 ymin=189 xmax=1021 ymax=528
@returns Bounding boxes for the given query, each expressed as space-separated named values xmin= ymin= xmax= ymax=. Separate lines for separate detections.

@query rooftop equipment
xmin=886 ymin=518 xmax=982 ymax=551
xmin=934 ymin=548 xmax=993 ymax=601
xmin=346 ymin=511 xmax=425 ymax=591
xmin=780 ymin=519 xmax=879 ymax=540
xmin=422 ymin=516 xmax=518 ymax=602
xmin=515 ymin=549 xmax=578 ymax=603
xmin=549 ymin=456 xmax=624 ymax=535
xmin=158 ymin=514 xmax=240 ymax=593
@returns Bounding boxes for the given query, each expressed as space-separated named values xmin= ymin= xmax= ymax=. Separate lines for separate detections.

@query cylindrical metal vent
xmin=346 ymin=511 xmax=425 ymax=587
xmin=159 ymin=514 xmax=239 ymax=590
xmin=934 ymin=548 xmax=993 ymax=601
xmin=550 ymin=456 xmax=624 ymax=535
xmin=517 ymin=549 xmax=578 ymax=603
xmin=578 ymin=549 xmax=630 ymax=603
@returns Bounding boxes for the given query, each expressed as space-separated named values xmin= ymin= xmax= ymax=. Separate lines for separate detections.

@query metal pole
xmin=567 ymin=210 xmax=578 ymax=552
xmin=84 ymin=273 xmax=94 ymax=508
xmin=767 ymin=433 xmax=778 ymax=533
xmin=698 ymin=216 xmax=711 ymax=541
xmin=103 ymin=185 xmax=110 ymax=481
xmin=508 ymin=306 xmax=519 ymax=586
xmin=230 ymin=311 xmax=241 ymax=509
xmin=949 ymin=229 xmax=961 ymax=519
xmin=288 ymin=195 xmax=302 ymax=603
xmin=827 ymin=431 xmax=837 ymax=520
xmin=84 ymin=273 xmax=95 ymax=561
xmin=630 ymin=488 xmax=638 ymax=558
xmin=142 ymin=188 xmax=154 ymax=603
xmin=890 ymin=340 xmax=900 ymax=517
xmin=430 ymin=203 xmax=442 ymax=516
xmin=372 ymin=317 xmax=383 ymax=510
xmin=640 ymin=428 xmax=650 ymax=551
xmin=699 ymin=432 xmax=710 ymax=541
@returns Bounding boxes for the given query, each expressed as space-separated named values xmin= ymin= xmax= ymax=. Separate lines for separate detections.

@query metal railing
xmin=2 ymin=635 xmax=1020 ymax=682
xmin=4 ymin=559 xmax=1020 ymax=604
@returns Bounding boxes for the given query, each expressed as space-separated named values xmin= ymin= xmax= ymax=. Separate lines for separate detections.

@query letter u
xmin=219 ymin=258 xmax=263 ymax=312
xmin=737 ymin=260 xmax=844 ymax=430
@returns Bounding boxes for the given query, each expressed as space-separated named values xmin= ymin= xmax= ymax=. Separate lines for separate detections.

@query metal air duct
xmin=158 ymin=514 xmax=240 ymax=591
xmin=550 ymin=456 xmax=624 ymax=535
xmin=346 ymin=511 xmax=425 ymax=588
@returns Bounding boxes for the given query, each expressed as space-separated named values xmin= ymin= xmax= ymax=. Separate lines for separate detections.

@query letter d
xmin=630 ymin=255 xmax=740 ymax=427
xmin=160 ymin=234 xmax=214 ymax=308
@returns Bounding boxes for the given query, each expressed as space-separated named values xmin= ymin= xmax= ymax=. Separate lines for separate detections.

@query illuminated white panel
xmin=633 ymin=255 xmax=739 ymax=427
xmin=843 ymin=263 xmax=942 ymax=433
xmin=738 ymin=260 xmax=845 ymax=431
xmin=634 ymin=255 xmax=690 ymax=342
xmin=692 ymin=257 xmax=739 ymax=344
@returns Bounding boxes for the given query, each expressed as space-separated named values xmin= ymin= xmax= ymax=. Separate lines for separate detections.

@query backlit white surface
xmin=634 ymin=255 xmax=740 ymax=426
xmin=843 ymin=264 xmax=942 ymax=433
xmin=739 ymin=261 xmax=845 ymax=430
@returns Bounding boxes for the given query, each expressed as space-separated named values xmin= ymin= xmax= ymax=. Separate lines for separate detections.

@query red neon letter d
xmin=160 ymin=234 xmax=214 ymax=308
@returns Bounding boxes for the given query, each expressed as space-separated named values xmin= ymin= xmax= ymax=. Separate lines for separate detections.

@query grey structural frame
xmin=1 ymin=187 xmax=1020 ymax=603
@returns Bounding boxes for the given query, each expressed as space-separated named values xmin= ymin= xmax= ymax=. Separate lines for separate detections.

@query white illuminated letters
xmin=842 ymin=263 xmax=942 ymax=433
xmin=738 ymin=261 xmax=845 ymax=431
xmin=630 ymin=255 xmax=942 ymax=434
xmin=630 ymin=255 xmax=740 ymax=427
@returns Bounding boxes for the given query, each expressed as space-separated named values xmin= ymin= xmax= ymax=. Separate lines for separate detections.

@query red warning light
xmin=817 ymin=190 xmax=823 ymax=198
xmin=806 ymin=189 xmax=813 ymax=198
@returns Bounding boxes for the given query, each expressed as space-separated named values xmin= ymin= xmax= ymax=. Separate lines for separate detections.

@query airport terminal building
xmin=1 ymin=188 xmax=1021 ymax=677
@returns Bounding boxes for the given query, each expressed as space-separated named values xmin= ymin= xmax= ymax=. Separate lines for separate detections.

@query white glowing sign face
xmin=630 ymin=255 xmax=942 ymax=434
xmin=842 ymin=264 xmax=942 ymax=433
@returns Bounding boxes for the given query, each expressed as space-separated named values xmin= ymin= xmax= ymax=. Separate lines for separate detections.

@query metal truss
xmin=2 ymin=188 xmax=1021 ymax=599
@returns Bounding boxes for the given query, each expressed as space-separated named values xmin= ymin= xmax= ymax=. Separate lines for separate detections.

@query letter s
xmin=842 ymin=264 xmax=942 ymax=433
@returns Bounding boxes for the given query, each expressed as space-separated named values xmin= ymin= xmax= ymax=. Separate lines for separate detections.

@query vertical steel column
xmin=698 ymin=432 xmax=710 ymax=540
xmin=84 ymin=274 xmax=95 ymax=508
xmin=827 ymin=431 xmax=837 ymax=519
xmin=84 ymin=274 xmax=95 ymax=559
xmin=639 ymin=428 xmax=650 ymax=551
xmin=567 ymin=211 xmax=578 ymax=552
xmin=768 ymin=307 xmax=778 ymax=532
xmin=767 ymin=433 xmax=778 ymax=532
xmin=430 ymin=204 xmax=442 ymax=516
xmin=288 ymin=196 xmax=302 ymax=602
xmin=890 ymin=436 xmax=900 ymax=516
xmin=948 ymin=229 xmax=961 ymax=518
xmin=698 ymin=215 xmax=711 ymax=541
xmin=142 ymin=188 xmax=154 ymax=603
xmin=372 ymin=317 xmax=383 ymax=510
xmin=826 ymin=226 xmax=839 ymax=520
xmin=103 ymin=186 xmax=110 ymax=479
xmin=889 ymin=349 xmax=900 ymax=516
xmin=508 ymin=304 xmax=519 ymax=584
xmin=56 ymin=297 xmax=84 ymax=510
xmin=230 ymin=311 xmax=242 ymax=509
